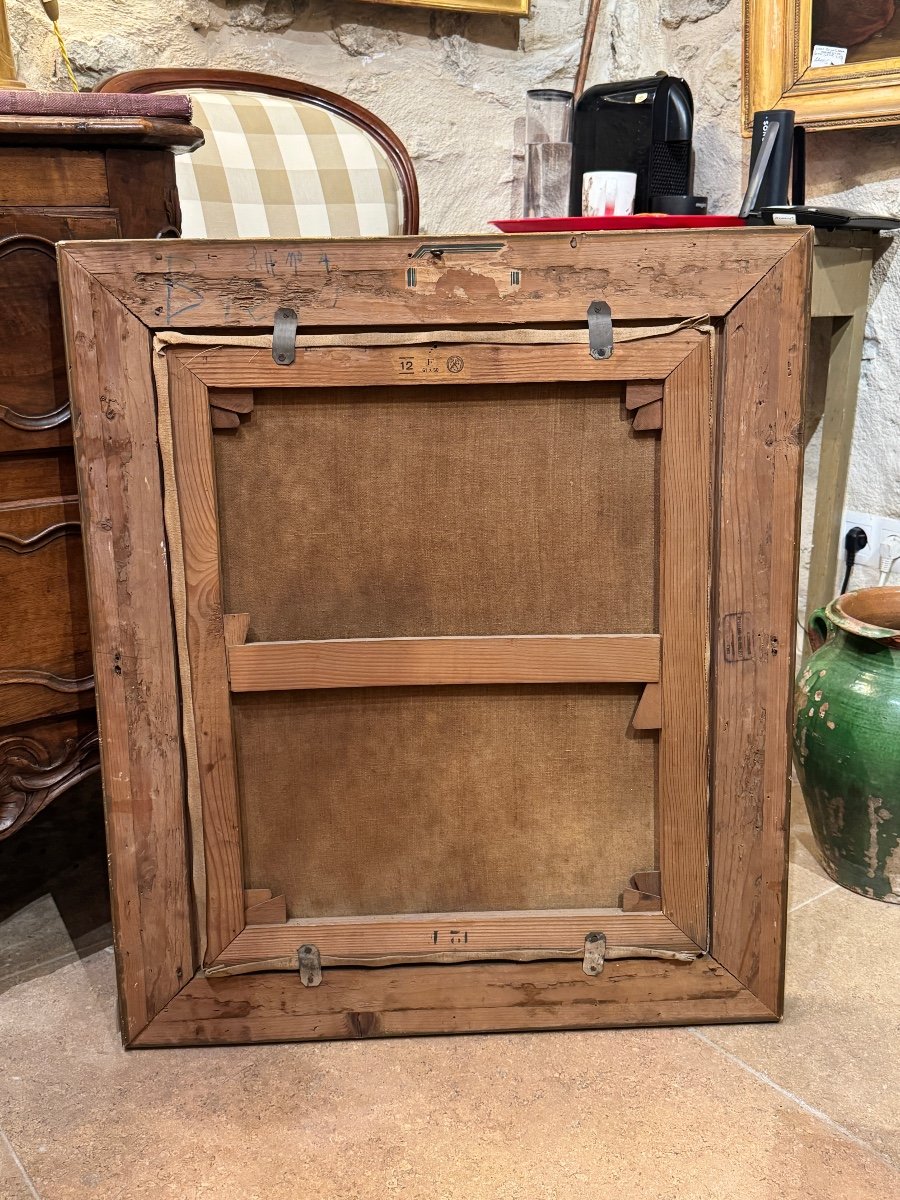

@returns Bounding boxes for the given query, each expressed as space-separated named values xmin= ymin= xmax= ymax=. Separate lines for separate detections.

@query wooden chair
xmin=97 ymin=68 xmax=419 ymax=237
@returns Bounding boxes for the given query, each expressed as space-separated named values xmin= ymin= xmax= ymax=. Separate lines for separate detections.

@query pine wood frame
xmin=743 ymin=0 xmax=900 ymax=132
xmin=57 ymin=229 xmax=811 ymax=1047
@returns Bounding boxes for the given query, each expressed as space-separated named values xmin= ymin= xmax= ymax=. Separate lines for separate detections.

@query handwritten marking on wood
xmin=722 ymin=612 xmax=755 ymax=662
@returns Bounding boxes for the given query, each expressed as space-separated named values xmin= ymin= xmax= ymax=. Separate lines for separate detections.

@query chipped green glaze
xmin=794 ymin=587 xmax=900 ymax=904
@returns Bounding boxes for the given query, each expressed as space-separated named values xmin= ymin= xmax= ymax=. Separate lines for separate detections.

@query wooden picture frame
xmin=57 ymin=228 xmax=810 ymax=1047
xmin=743 ymin=0 xmax=900 ymax=132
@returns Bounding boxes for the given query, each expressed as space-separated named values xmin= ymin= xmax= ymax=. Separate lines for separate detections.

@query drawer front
xmin=0 ymin=236 xmax=71 ymax=454
xmin=0 ymin=710 xmax=99 ymax=840
xmin=0 ymin=498 xmax=93 ymax=728
xmin=0 ymin=210 xmax=120 ymax=241
xmin=0 ymin=148 xmax=108 ymax=207
xmin=0 ymin=451 xmax=77 ymax=505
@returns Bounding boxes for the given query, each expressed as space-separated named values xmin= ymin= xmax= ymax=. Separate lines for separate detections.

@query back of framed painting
xmin=57 ymin=230 xmax=809 ymax=1046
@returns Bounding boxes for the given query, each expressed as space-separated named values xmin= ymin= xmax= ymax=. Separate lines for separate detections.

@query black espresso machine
xmin=569 ymin=74 xmax=694 ymax=215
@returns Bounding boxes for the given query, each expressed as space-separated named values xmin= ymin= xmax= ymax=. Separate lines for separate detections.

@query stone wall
xmin=9 ymin=0 xmax=900 ymax=599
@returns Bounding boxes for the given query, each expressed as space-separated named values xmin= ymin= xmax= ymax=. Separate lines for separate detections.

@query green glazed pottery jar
xmin=794 ymin=586 xmax=900 ymax=904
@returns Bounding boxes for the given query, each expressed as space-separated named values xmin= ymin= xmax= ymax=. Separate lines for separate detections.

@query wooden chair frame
xmin=58 ymin=229 xmax=810 ymax=1047
xmin=97 ymin=68 xmax=420 ymax=235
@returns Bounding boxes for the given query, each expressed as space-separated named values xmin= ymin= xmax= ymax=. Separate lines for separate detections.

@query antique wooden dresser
xmin=0 ymin=114 xmax=200 ymax=838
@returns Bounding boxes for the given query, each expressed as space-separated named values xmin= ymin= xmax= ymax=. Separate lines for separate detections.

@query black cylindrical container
xmin=748 ymin=110 xmax=795 ymax=209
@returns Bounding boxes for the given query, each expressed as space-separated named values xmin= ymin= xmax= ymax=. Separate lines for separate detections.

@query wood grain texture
xmin=223 ymin=612 xmax=250 ymax=647
xmin=184 ymin=338 xmax=701 ymax=390
xmin=60 ymin=229 xmax=809 ymax=328
xmin=0 ymin=236 xmax=69 ymax=455
xmin=625 ymin=381 xmax=665 ymax=409
xmin=711 ymin=237 xmax=811 ymax=1015
xmin=57 ymin=255 xmax=192 ymax=1041
xmin=227 ymin=634 xmax=661 ymax=691
xmin=167 ymin=357 xmax=244 ymax=960
xmin=633 ymin=400 xmax=663 ymax=431
xmin=209 ymin=389 xmax=254 ymax=414
xmin=216 ymin=910 xmax=696 ymax=965
xmin=0 ymin=113 xmax=202 ymax=150
xmin=0 ymin=212 xmax=119 ymax=241
xmin=632 ymin=682 xmax=662 ymax=730
xmin=105 ymin=148 xmax=181 ymax=240
xmin=211 ymin=408 xmax=240 ymax=429
xmin=659 ymin=340 xmax=712 ymax=947
xmin=244 ymin=895 xmax=287 ymax=925
xmin=134 ymin=957 xmax=772 ymax=1047
xmin=0 ymin=716 xmax=99 ymax=839
xmin=0 ymin=149 xmax=108 ymax=207
xmin=1 ymin=130 xmax=192 ymax=838
xmin=55 ymin=229 xmax=808 ymax=1045
xmin=0 ymin=515 xmax=92 ymax=703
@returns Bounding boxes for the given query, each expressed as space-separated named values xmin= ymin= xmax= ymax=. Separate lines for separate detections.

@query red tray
xmin=491 ymin=215 xmax=746 ymax=233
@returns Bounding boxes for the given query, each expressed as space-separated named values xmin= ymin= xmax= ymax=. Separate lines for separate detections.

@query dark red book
xmin=0 ymin=90 xmax=192 ymax=120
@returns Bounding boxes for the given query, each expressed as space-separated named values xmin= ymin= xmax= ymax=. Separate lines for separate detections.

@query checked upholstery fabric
xmin=166 ymin=89 xmax=406 ymax=239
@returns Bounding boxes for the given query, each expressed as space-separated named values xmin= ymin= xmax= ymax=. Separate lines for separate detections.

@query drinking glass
xmin=524 ymin=89 xmax=573 ymax=219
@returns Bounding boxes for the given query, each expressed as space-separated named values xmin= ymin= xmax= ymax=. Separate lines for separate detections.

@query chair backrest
xmin=97 ymin=68 xmax=419 ymax=238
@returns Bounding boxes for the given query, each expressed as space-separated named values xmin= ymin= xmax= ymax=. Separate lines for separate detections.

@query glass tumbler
xmin=524 ymin=89 xmax=573 ymax=219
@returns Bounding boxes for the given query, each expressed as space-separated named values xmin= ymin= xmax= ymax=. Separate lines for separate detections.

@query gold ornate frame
xmin=743 ymin=0 xmax=900 ymax=132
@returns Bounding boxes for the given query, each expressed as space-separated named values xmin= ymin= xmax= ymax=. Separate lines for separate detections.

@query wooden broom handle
xmin=574 ymin=0 xmax=604 ymax=99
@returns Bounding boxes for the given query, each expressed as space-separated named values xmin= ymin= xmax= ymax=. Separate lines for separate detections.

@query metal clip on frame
xmin=587 ymin=300 xmax=613 ymax=360
xmin=272 ymin=307 xmax=298 ymax=365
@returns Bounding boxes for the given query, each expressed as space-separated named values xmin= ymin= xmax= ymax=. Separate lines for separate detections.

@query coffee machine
xmin=569 ymin=74 xmax=694 ymax=215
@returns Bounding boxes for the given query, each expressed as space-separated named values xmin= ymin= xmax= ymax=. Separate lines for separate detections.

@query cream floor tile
xmin=788 ymin=841 xmax=835 ymax=911
xmin=0 ymin=896 xmax=78 ymax=996
xmin=789 ymin=780 xmax=811 ymax=834
xmin=0 ymin=951 xmax=898 ymax=1200
xmin=703 ymin=884 xmax=900 ymax=1167
xmin=787 ymin=784 xmax=838 ymax=910
xmin=0 ymin=1129 xmax=40 ymax=1199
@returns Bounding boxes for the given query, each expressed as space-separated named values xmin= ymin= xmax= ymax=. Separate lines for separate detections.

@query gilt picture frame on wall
xmin=743 ymin=0 xmax=900 ymax=131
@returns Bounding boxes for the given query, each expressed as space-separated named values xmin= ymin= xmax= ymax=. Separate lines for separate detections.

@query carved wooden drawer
xmin=0 ymin=115 xmax=200 ymax=839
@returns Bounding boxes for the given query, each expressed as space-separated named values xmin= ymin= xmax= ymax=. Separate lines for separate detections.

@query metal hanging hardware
xmin=204 ymin=934 xmax=700 ymax=986
xmin=272 ymin=306 xmax=298 ymax=365
xmin=298 ymin=943 xmax=323 ymax=987
xmin=587 ymin=300 xmax=614 ymax=359
xmin=409 ymin=241 xmax=505 ymax=260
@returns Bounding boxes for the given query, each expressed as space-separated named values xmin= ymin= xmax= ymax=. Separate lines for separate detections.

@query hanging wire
xmin=41 ymin=3 xmax=78 ymax=92
xmin=51 ymin=19 xmax=78 ymax=92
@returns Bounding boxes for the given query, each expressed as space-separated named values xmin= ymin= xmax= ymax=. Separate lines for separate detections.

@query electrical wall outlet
xmin=841 ymin=510 xmax=880 ymax=567
xmin=879 ymin=516 xmax=900 ymax=583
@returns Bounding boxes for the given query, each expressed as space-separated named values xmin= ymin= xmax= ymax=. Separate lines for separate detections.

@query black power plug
xmin=840 ymin=526 xmax=868 ymax=595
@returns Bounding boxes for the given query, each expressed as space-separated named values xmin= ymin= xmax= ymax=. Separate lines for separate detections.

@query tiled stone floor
xmin=0 ymin=781 xmax=897 ymax=1199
